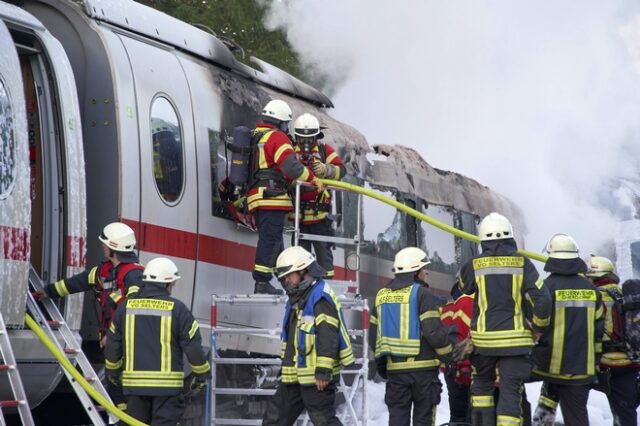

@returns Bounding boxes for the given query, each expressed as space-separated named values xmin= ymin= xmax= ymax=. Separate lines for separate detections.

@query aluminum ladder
xmin=209 ymin=293 xmax=369 ymax=425
xmin=27 ymin=267 xmax=113 ymax=426
xmin=0 ymin=312 xmax=34 ymax=426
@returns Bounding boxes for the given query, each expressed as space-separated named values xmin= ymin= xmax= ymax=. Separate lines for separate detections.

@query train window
xmin=150 ymin=96 xmax=184 ymax=203
xmin=361 ymin=183 xmax=406 ymax=259
xmin=0 ymin=77 xmax=16 ymax=200
xmin=209 ymin=128 xmax=233 ymax=219
xmin=420 ymin=204 xmax=458 ymax=274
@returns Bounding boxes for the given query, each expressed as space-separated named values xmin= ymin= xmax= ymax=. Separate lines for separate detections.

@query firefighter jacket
xmin=459 ymin=238 xmax=551 ymax=356
xmin=369 ymin=273 xmax=454 ymax=373
xmin=105 ymin=283 xmax=211 ymax=396
xmin=280 ymin=279 xmax=354 ymax=385
xmin=44 ymin=260 xmax=144 ymax=336
xmin=247 ymin=123 xmax=315 ymax=212
xmin=291 ymin=142 xmax=346 ymax=225
xmin=593 ymin=274 xmax=640 ymax=368
xmin=531 ymin=257 xmax=604 ymax=385
xmin=441 ymin=293 xmax=474 ymax=372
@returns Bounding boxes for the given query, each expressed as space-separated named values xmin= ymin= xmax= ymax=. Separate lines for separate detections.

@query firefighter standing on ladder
xmin=105 ymin=257 xmax=211 ymax=425
xmin=370 ymin=247 xmax=454 ymax=426
xmin=459 ymin=212 xmax=551 ymax=426
xmin=248 ymin=100 xmax=323 ymax=295
xmin=35 ymin=221 xmax=144 ymax=410
xmin=263 ymin=246 xmax=354 ymax=425
xmin=291 ymin=113 xmax=345 ymax=279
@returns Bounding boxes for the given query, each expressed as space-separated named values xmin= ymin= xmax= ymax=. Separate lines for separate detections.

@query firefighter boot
xmin=254 ymin=281 xmax=284 ymax=295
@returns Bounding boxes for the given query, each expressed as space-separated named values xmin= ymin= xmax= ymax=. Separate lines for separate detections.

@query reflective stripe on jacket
xmin=460 ymin=240 xmax=551 ymax=356
xmin=105 ymin=284 xmax=210 ymax=396
xmin=532 ymin=272 xmax=604 ymax=384
xmin=370 ymin=277 xmax=453 ymax=373
xmin=247 ymin=124 xmax=314 ymax=212
xmin=280 ymin=280 xmax=354 ymax=385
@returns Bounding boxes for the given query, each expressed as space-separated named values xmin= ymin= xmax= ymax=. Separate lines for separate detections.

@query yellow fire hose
xmin=320 ymin=179 xmax=548 ymax=263
xmin=24 ymin=314 xmax=148 ymax=426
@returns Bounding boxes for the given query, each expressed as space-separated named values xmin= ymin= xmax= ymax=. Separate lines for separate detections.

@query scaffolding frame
xmin=209 ymin=294 xmax=369 ymax=426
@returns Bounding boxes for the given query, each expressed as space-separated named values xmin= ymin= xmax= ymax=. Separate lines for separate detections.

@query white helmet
xmin=293 ymin=113 xmax=321 ymax=137
xmin=98 ymin=222 xmax=136 ymax=252
xmin=586 ymin=254 xmax=615 ymax=277
xmin=393 ymin=247 xmax=430 ymax=274
xmin=477 ymin=213 xmax=513 ymax=242
xmin=261 ymin=99 xmax=292 ymax=122
xmin=276 ymin=246 xmax=315 ymax=278
xmin=143 ymin=257 xmax=181 ymax=283
xmin=545 ymin=233 xmax=579 ymax=259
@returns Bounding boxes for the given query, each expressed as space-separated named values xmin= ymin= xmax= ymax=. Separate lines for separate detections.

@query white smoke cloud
xmin=263 ymin=1 xmax=640 ymax=256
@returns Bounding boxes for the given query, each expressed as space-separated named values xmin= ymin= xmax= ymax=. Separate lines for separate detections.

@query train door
xmin=119 ymin=37 xmax=198 ymax=306
xmin=0 ymin=20 xmax=30 ymax=326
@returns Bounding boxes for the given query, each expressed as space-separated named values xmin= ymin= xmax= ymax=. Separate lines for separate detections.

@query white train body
xmin=0 ymin=0 xmax=524 ymax=407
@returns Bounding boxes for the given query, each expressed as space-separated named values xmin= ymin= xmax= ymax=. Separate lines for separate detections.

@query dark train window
xmin=150 ymin=96 xmax=184 ymax=203
xmin=0 ymin=77 xmax=15 ymax=200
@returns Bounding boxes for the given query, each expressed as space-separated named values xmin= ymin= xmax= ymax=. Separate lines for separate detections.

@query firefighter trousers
xmin=124 ymin=394 xmax=184 ymax=426
xmin=253 ymin=210 xmax=286 ymax=283
xmin=385 ymin=370 xmax=441 ymax=426
xmin=444 ymin=367 xmax=471 ymax=424
xmin=471 ymin=354 xmax=531 ymax=426
xmin=262 ymin=381 xmax=341 ymax=426
xmin=299 ymin=219 xmax=334 ymax=278
xmin=607 ymin=367 xmax=640 ymax=426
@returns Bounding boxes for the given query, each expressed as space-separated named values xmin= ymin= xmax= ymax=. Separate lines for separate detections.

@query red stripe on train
xmin=120 ymin=218 xmax=359 ymax=281
xmin=0 ymin=225 xmax=30 ymax=261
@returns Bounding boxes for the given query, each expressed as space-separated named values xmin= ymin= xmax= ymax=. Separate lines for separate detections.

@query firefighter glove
xmin=453 ymin=336 xmax=474 ymax=362
xmin=311 ymin=160 xmax=328 ymax=178
xmin=106 ymin=370 xmax=121 ymax=387
xmin=375 ymin=358 xmax=388 ymax=380
xmin=311 ymin=177 xmax=325 ymax=192
xmin=185 ymin=373 xmax=209 ymax=397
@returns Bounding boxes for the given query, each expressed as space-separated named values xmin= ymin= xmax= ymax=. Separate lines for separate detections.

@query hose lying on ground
xmin=25 ymin=313 xmax=148 ymax=426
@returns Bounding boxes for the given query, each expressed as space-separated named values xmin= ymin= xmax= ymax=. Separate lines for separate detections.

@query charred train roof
xmin=78 ymin=0 xmax=333 ymax=107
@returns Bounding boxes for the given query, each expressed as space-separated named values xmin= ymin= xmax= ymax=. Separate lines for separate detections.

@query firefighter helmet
xmin=276 ymin=246 xmax=315 ymax=278
xmin=545 ymin=233 xmax=579 ymax=259
xmin=261 ymin=99 xmax=292 ymax=122
xmin=98 ymin=222 xmax=136 ymax=252
xmin=293 ymin=113 xmax=321 ymax=137
xmin=586 ymin=254 xmax=615 ymax=277
xmin=143 ymin=257 xmax=181 ymax=283
xmin=393 ymin=247 xmax=430 ymax=274
xmin=477 ymin=213 xmax=513 ymax=241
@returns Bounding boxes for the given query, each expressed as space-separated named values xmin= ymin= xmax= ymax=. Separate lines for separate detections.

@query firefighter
xmin=440 ymin=277 xmax=474 ymax=425
xmin=105 ymin=257 xmax=211 ymax=425
xmin=291 ymin=113 xmax=346 ymax=279
xmin=370 ymin=247 xmax=454 ymax=426
xmin=248 ymin=100 xmax=323 ymax=295
xmin=530 ymin=234 xmax=604 ymax=426
xmin=37 ymin=222 xmax=144 ymax=343
xmin=262 ymin=246 xmax=354 ymax=426
xmin=459 ymin=212 xmax=551 ymax=426
xmin=586 ymin=255 xmax=640 ymax=426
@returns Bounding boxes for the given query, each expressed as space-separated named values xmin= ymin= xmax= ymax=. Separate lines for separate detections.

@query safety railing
xmin=209 ymin=293 xmax=369 ymax=426
xmin=291 ymin=181 xmax=365 ymax=293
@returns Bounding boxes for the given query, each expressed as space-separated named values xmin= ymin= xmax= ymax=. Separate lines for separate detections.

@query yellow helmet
xmin=545 ymin=233 xmax=579 ymax=259
xmin=586 ymin=254 xmax=614 ymax=277
xmin=393 ymin=247 xmax=429 ymax=274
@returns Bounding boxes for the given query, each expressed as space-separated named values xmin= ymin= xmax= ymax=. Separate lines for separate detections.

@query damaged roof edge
xmin=366 ymin=144 xmax=527 ymax=235
xmin=79 ymin=0 xmax=333 ymax=107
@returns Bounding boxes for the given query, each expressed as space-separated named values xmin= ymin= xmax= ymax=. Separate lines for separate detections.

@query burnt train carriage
xmin=0 ymin=0 xmax=525 ymax=411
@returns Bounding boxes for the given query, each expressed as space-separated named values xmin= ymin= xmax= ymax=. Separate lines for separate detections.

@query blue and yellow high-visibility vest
xmin=374 ymin=283 xmax=422 ymax=358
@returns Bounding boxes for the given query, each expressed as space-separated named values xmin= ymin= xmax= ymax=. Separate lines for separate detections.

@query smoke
xmin=263 ymin=1 xmax=640 ymax=255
